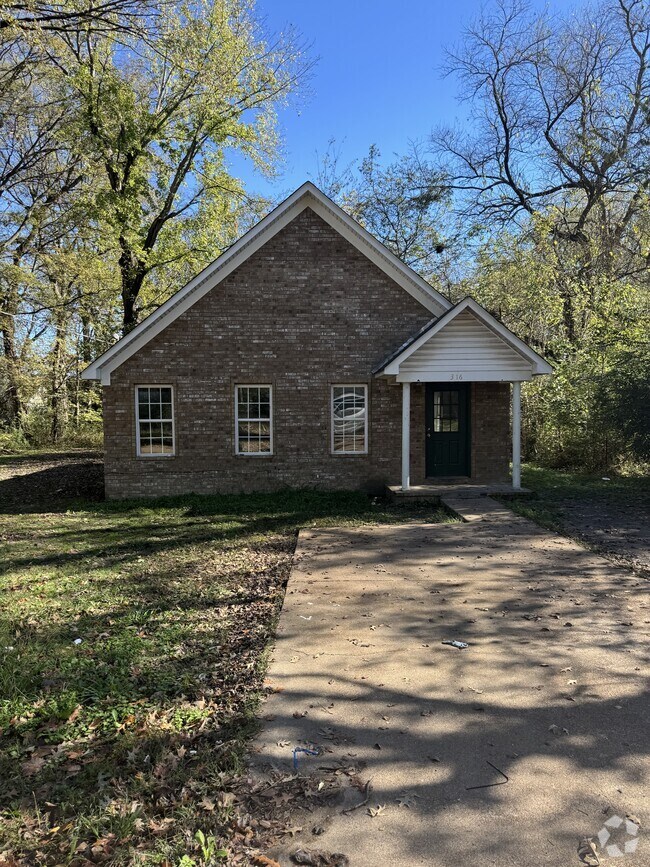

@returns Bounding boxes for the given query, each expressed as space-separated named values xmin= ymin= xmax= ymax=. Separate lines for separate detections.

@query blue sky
xmin=234 ymin=0 xmax=573 ymax=200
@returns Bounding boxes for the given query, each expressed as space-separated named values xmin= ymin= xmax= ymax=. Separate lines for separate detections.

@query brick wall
xmin=471 ymin=382 xmax=511 ymax=483
xmin=102 ymin=208 xmax=511 ymax=498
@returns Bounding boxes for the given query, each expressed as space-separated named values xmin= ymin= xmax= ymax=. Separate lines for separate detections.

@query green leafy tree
xmin=1 ymin=0 xmax=310 ymax=441
xmin=56 ymin=0 xmax=310 ymax=332
xmin=596 ymin=348 xmax=650 ymax=462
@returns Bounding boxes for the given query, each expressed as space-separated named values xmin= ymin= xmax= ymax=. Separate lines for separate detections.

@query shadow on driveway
xmin=252 ymin=519 xmax=650 ymax=866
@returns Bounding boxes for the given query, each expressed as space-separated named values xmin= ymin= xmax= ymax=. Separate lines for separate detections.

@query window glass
xmin=332 ymin=385 xmax=367 ymax=453
xmin=236 ymin=386 xmax=272 ymax=454
xmin=433 ymin=390 xmax=460 ymax=433
xmin=136 ymin=386 xmax=174 ymax=455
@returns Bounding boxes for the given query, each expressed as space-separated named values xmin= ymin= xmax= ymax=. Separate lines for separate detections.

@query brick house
xmin=83 ymin=183 xmax=552 ymax=500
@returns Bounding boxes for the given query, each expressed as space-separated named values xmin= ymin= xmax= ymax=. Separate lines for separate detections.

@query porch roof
xmin=374 ymin=297 xmax=553 ymax=383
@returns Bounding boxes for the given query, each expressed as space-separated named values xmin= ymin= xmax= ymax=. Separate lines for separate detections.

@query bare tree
xmin=0 ymin=0 xmax=162 ymax=36
xmin=317 ymin=142 xmax=454 ymax=285
xmin=433 ymin=0 xmax=650 ymax=241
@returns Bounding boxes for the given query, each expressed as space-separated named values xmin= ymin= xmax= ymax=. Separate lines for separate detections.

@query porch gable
xmin=375 ymin=297 xmax=552 ymax=383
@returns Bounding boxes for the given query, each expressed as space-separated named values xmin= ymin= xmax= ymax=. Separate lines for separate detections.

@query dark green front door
xmin=425 ymin=383 xmax=470 ymax=477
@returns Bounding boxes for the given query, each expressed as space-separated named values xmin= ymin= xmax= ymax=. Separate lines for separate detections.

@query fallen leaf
xmin=577 ymin=837 xmax=599 ymax=866
xmin=396 ymin=792 xmax=419 ymax=808
xmin=21 ymin=756 xmax=45 ymax=776
xmin=148 ymin=817 xmax=175 ymax=836
xmin=217 ymin=791 xmax=236 ymax=808
xmin=252 ymin=857 xmax=281 ymax=867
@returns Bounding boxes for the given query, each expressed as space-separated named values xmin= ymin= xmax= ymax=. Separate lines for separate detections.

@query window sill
xmin=331 ymin=452 xmax=369 ymax=457
xmin=136 ymin=454 xmax=176 ymax=460
xmin=235 ymin=453 xmax=275 ymax=458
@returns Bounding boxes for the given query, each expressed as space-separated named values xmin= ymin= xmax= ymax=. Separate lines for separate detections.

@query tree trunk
xmin=559 ymin=285 xmax=576 ymax=344
xmin=119 ymin=238 xmax=147 ymax=334
xmin=49 ymin=292 xmax=68 ymax=444
xmin=1 ymin=281 xmax=23 ymax=426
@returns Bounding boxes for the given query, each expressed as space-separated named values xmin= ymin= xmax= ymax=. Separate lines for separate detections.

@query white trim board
xmin=83 ymin=182 xmax=451 ymax=384
xmin=134 ymin=384 xmax=176 ymax=457
xmin=376 ymin=297 xmax=553 ymax=379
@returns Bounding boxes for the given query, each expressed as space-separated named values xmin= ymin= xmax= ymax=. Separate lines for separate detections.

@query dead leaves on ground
xmin=1 ymin=534 xmax=296 ymax=866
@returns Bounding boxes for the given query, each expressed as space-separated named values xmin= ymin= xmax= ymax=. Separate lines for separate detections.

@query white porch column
xmin=401 ymin=382 xmax=411 ymax=491
xmin=512 ymin=381 xmax=522 ymax=490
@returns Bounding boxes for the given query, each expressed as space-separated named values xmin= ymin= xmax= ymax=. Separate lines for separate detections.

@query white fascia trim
xmin=82 ymin=181 xmax=451 ymax=383
xmin=381 ymin=297 xmax=553 ymax=376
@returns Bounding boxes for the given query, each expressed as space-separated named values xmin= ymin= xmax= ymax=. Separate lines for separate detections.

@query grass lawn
xmin=0 ymin=482 xmax=453 ymax=866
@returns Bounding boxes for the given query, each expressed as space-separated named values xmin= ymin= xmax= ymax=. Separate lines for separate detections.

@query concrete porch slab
xmin=387 ymin=483 xmax=531 ymax=501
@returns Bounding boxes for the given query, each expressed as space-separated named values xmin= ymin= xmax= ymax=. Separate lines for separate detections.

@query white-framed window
xmin=135 ymin=385 xmax=175 ymax=456
xmin=235 ymin=385 xmax=273 ymax=455
xmin=331 ymin=384 xmax=368 ymax=454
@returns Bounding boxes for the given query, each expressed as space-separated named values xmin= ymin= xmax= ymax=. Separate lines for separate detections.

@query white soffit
xmin=82 ymin=182 xmax=451 ymax=383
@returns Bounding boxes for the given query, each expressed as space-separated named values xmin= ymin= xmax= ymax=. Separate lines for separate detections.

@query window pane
xmin=137 ymin=387 xmax=174 ymax=455
xmin=333 ymin=386 xmax=366 ymax=453
xmin=432 ymin=390 xmax=461 ymax=435
xmin=236 ymin=386 xmax=272 ymax=453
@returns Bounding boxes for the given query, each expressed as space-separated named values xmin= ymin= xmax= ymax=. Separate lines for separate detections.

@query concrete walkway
xmin=252 ymin=500 xmax=650 ymax=866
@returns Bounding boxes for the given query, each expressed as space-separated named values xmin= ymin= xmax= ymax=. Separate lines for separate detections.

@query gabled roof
xmin=83 ymin=181 xmax=452 ymax=384
xmin=374 ymin=297 xmax=553 ymax=378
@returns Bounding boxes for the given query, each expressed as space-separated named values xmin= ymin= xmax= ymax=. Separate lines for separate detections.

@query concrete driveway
xmin=252 ymin=501 xmax=649 ymax=866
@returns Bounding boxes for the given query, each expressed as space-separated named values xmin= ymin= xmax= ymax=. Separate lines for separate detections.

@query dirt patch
xmin=0 ymin=451 xmax=104 ymax=511
xmin=560 ymin=498 xmax=650 ymax=577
